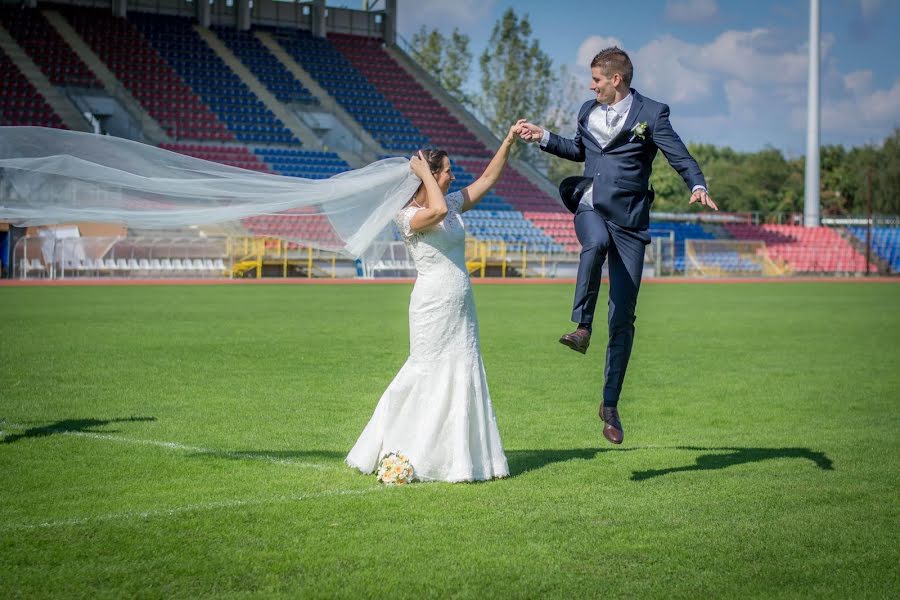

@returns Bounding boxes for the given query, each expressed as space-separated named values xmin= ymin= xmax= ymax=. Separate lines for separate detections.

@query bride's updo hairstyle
xmin=419 ymin=148 xmax=449 ymax=175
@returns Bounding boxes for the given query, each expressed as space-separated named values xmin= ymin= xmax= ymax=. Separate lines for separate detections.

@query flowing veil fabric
xmin=0 ymin=127 xmax=420 ymax=257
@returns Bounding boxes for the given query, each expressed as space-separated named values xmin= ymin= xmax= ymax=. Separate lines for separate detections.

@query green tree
xmin=409 ymin=26 xmax=472 ymax=107
xmin=478 ymin=8 xmax=555 ymax=157
xmin=819 ymin=145 xmax=851 ymax=215
xmin=846 ymin=129 xmax=900 ymax=215
xmin=442 ymin=29 xmax=472 ymax=106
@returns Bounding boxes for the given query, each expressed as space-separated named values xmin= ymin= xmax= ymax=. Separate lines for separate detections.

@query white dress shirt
xmin=542 ymin=94 xmax=632 ymax=208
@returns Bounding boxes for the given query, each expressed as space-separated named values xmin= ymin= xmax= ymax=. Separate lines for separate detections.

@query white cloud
xmin=575 ymin=36 xmax=624 ymax=68
xmin=610 ymin=28 xmax=899 ymax=151
xmin=843 ymin=69 xmax=873 ymax=93
xmin=859 ymin=0 xmax=882 ymax=19
xmin=697 ymin=29 xmax=811 ymax=86
xmin=814 ymin=77 xmax=900 ymax=134
xmin=665 ymin=0 xmax=718 ymax=23
xmin=632 ymin=36 xmax=714 ymax=103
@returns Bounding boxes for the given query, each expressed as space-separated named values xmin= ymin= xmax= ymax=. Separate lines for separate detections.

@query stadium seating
xmin=0 ymin=5 xmax=101 ymax=88
xmin=328 ymin=33 xmax=490 ymax=158
xmin=60 ymin=6 xmax=231 ymax=141
xmin=651 ymin=222 xmax=716 ymax=272
xmin=7 ymin=7 xmax=890 ymax=275
xmin=253 ymin=147 xmax=349 ymax=179
xmin=690 ymin=250 xmax=763 ymax=273
xmin=0 ymin=47 xmax=65 ymax=128
xmin=129 ymin=13 xmax=299 ymax=146
xmin=524 ymin=211 xmax=578 ymax=252
xmin=848 ymin=226 xmax=900 ymax=272
xmin=268 ymin=27 xmax=427 ymax=153
xmin=461 ymin=210 xmax=565 ymax=253
xmin=159 ymin=143 xmax=272 ymax=172
xmin=725 ymin=224 xmax=873 ymax=273
xmin=240 ymin=211 xmax=341 ymax=248
xmin=211 ymin=26 xmax=317 ymax=107
xmin=455 ymin=159 xmax=560 ymax=212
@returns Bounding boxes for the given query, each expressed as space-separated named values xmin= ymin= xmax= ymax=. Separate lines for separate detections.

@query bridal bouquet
xmin=377 ymin=451 xmax=415 ymax=485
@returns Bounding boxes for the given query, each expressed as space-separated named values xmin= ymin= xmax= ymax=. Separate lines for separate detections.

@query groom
xmin=519 ymin=47 xmax=718 ymax=444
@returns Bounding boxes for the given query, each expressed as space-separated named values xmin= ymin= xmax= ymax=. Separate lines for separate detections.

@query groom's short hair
xmin=591 ymin=47 xmax=633 ymax=87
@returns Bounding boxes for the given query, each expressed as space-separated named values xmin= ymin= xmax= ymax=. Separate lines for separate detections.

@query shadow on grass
xmin=630 ymin=446 xmax=834 ymax=481
xmin=507 ymin=447 xmax=637 ymax=476
xmin=188 ymin=446 xmax=833 ymax=482
xmin=0 ymin=417 xmax=156 ymax=444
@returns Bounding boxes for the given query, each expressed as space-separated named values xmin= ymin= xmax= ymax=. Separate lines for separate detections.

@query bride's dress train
xmin=346 ymin=191 xmax=508 ymax=482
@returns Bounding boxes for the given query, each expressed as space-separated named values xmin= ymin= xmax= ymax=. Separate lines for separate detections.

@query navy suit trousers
xmin=572 ymin=203 xmax=651 ymax=405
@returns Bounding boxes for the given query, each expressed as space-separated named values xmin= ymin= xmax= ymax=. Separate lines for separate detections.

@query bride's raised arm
xmin=460 ymin=119 xmax=524 ymax=213
xmin=408 ymin=150 xmax=450 ymax=232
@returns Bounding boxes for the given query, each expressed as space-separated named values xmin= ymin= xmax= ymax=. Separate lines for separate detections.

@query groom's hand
xmin=689 ymin=189 xmax=719 ymax=211
xmin=518 ymin=122 xmax=544 ymax=143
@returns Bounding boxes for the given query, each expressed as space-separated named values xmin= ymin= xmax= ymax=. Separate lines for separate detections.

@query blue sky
xmin=379 ymin=0 xmax=900 ymax=156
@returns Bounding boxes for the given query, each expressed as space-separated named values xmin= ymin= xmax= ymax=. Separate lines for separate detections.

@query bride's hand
xmin=409 ymin=151 xmax=434 ymax=180
xmin=507 ymin=119 xmax=527 ymax=143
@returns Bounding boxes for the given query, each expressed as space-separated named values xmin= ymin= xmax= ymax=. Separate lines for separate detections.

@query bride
xmin=0 ymin=124 xmax=518 ymax=483
xmin=346 ymin=120 xmax=526 ymax=483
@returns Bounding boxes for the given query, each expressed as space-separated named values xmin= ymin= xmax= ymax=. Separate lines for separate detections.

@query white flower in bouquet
xmin=376 ymin=451 xmax=414 ymax=485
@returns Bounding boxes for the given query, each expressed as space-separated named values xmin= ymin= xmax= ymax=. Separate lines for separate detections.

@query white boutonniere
xmin=630 ymin=121 xmax=649 ymax=142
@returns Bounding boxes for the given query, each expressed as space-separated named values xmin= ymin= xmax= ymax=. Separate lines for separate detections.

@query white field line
xmin=0 ymin=421 xmax=337 ymax=470
xmin=3 ymin=487 xmax=383 ymax=531
xmin=67 ymin=431 xmax=335 ymax=469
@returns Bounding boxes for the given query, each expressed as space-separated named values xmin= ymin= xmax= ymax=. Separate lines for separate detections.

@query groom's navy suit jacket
xmin=543 ymin=89 xmax=706 ymax=231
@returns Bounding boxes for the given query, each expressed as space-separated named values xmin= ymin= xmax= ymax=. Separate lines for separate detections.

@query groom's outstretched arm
xmin=653 ymin=105 xmax=718 ymax=211
xmin=520 ymin=123 xmax=585 ymax=163
xmin=652 ymin=105 xmax=706 ymax=190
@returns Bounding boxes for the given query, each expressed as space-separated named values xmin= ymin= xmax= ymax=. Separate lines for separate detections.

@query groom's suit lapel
xmin=606 ymin=90 xmax=645 ymax=151
xmin=578 ymin=101 xmax=602 ymax=150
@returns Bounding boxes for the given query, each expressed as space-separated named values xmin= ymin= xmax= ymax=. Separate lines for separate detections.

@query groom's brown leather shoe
xmin=599 ymin=406 xmax=624 ymax=445
xmin=559 ymin=327 xmax=591 ymax=354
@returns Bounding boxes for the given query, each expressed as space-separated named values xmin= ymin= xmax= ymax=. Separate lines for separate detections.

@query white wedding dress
xmin=346 ymin=191 xmax=509 ymax=482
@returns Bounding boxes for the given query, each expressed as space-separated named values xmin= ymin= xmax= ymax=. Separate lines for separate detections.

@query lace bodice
xmin=394 ymin=191 xmax=467 ymax=277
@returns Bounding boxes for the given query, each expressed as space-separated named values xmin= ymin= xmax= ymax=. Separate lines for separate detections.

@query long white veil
xmin=0 ymin=127 xmax=421 ymax=257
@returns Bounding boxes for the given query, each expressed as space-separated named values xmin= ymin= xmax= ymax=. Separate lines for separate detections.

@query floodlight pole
xmin=804 ymin=0 xmax=821 ymax=228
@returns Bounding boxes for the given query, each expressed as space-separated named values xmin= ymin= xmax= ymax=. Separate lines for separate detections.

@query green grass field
xmin=1 ymin=281 xmax=898 ymax=598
